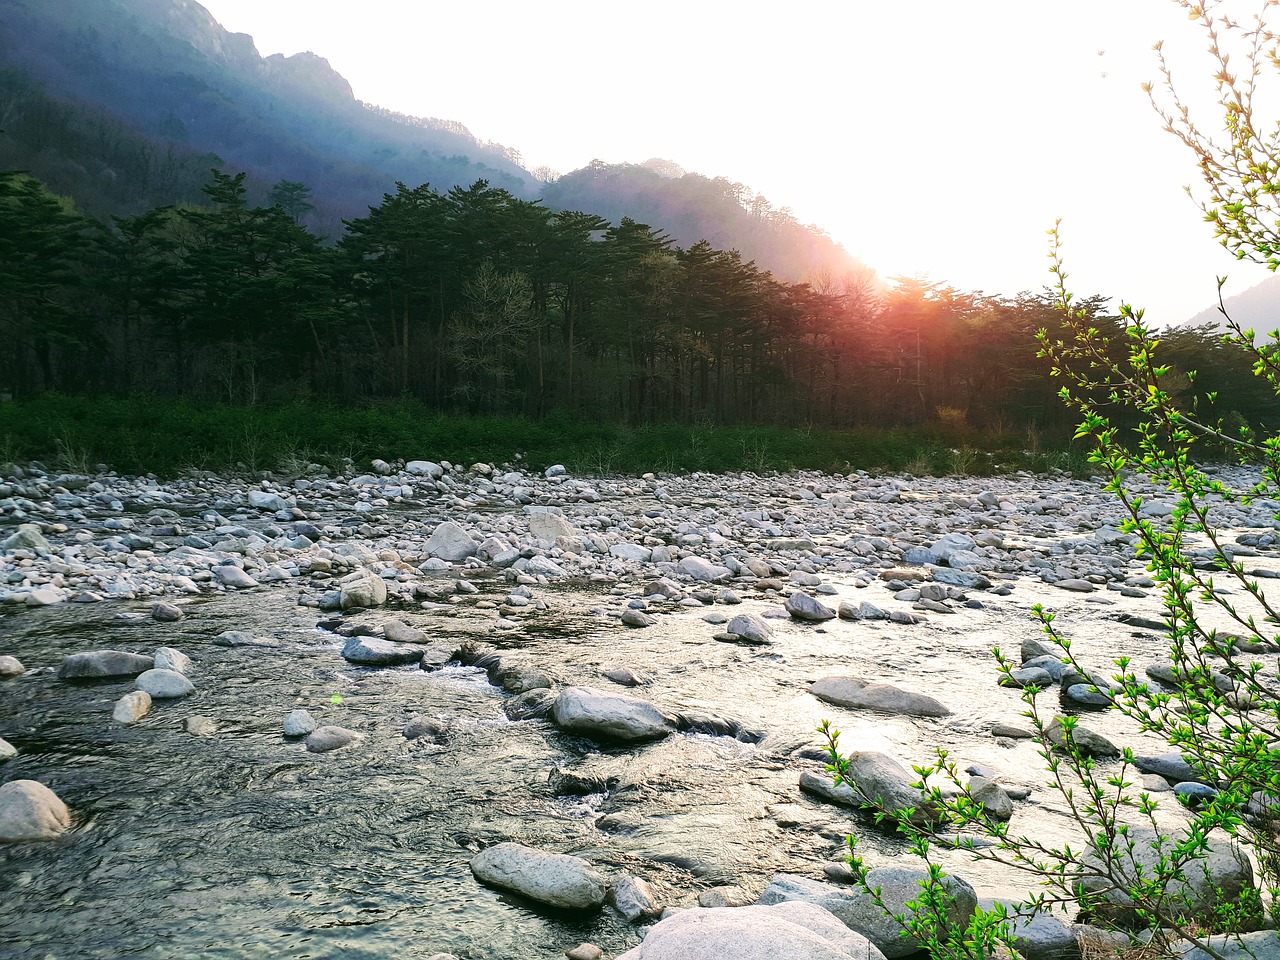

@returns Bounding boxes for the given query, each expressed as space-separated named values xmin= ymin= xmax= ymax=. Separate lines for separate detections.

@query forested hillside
xmin=3 ymin=167 xmax=1271 ymax=440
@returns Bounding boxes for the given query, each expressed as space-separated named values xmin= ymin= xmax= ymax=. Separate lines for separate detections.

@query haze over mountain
xmin=0 ymin=0 xmax=866 ymax=281
xmin=1181 ymin=272 xmax=1280 ymax=338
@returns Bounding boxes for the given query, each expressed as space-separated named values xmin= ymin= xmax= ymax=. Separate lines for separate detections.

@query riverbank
xmin=0 ymin=458 xmax=1274 ymax=958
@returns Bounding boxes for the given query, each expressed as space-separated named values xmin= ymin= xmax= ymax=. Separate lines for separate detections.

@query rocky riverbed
xmin=1 ymin=458 xmax=1277 ymax=959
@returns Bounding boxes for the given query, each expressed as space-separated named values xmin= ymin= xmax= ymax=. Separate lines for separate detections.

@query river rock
xmin=621 ymin=608 xmax=656 ymax=627
xmin=504 ymin=688 xmax=556 ymax=720
xmin=565 ymin=945 xmax=603 ymax=960
xmin=339 ymin=569 xmax=387 ymax=610
xmin=59 ymin=650 xmax=154 ymax=680
xmin=810 ymin=676 xmax=951 ymax=718
xmin=153 ymin=647 xmax=191 ymax=674
xmin=0 ymin=655 xmax=24 ymax=677
xmin=1077 ymin=825 xmax=1255 ymax=928
xmin=976 ymin=899 xmax=1076 ymax=960
xmin=184 ymin=716 xmax=217 ymax=736
xmin=283 ymin=709 xmax=317 ymax=736
xmin=786 ymin=592 xmax=836 ymax=622
xmin=1044 ymin=717 xmax=1119 ymax=758
xmin=1173 ymin=930 xmax=1280 ymax=960
xmin=0 ymin=737 xmax=16 ymax=761
xmin=1134 ymin=752 xmax=1204 ymax=784
xmin=150 ymin=601 xmax=184 ymax=622
xmin=1001 ymin=667 xmax=1053 ymax=689
xmin=615 ymin=901 xmax=887 ymax=960
xmin=0 ymin=780 xmax=71 ymax=841
xmin=724 ymin=613 xmax=773 ymax=644
xmin=2 ymin=523 xmax=51 ymax=554
xmin=213 ymin=565 xmax=258 ymax=588
xmin=967 ymin=776 xmax=1013 ymax=821
xmin=136 ymin=668 xmax=195 ymax=699
xmin=382 ymin=620 xmax=428 ymax=644
xmin=527 ymin=509 xmax=576 ymax=541
xmin=678 ymin=556 xmax=732 ymax=582
xmin=551 ymin=686 xmax=676 ymax=742
xmin=341 ymin=636 xmax=423 ymax=666
xmin=425 ymin=521 xmax=477 ymax=561
xmin=759 ymin=868 xmax=977 ymax=957
xmin=469 ymin=841 xmax=606 ymax=909
xmin=113 ymin=690 xmax=152 ymax=723
xmin=820 ymin=752 xmax=940 ymax=826
xmin=525 ymin=555 xmax=568 ymax=578
xmin=611 ymin=873 xmax=661 ymax=920
xmin=305 ymin=726 xmax=362 ymax=753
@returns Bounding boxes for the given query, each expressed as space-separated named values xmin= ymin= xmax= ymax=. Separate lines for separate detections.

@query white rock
xmin=153 ymin=647 xmax=191 ymax=674
xmin=113 ymin=690 xmax=152 ymax=724
xmin=469 ymin=841 xmax=605 ymax=909
xmin=0 ymin=780 xmax=71 ymax=842
xmin=136 ymin=668 xmax=195 ymax=699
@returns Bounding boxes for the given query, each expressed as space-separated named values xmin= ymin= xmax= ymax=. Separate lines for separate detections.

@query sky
xmin=196 ymin=0 xmax=1278 ymax=325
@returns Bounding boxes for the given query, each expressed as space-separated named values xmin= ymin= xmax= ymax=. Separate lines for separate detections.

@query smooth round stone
xmin=283 ymin=709 xmax=317 ymax=737
xmin=184 ymin=716 xmax=217 ymax=737
xmin=112 ymin=690 xmax=152 ymax=724
xmin=0 ymin=780 xmax=71 ymax=842
xmin=0 ymin=656 xmax=25 ymax=677
xmin=153 ymin=647 xmax=191 ymax=675
xmin=136 ymin=668 xmax=195 ymax=699
xmin=150 ymin=602 xmax=184 ymax=622
xmin=0 ymin=737 xmax=16 ymax=761
xmin=305 ymin=725 xmax=361 ymax=753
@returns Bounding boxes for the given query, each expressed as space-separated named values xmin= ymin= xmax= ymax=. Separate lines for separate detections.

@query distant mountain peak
xmin=262 ymin=51 xmax=354 ymax=106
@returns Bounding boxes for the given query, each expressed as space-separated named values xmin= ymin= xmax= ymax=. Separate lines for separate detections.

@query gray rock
xmin=184 ymin=716 xmax=217 ymax=737
xmin=1 ymin=523 xmax=51 ymax=554
xmin=424 ymin=520 xmax=478 ymax=561
xmin=504 ymin=688 xmax=556 ymax=721
xmin=247 ymin=490 xmax=290 ymax=511
xmin=59 ymin=650 xmax=154 ymax=680
xmin=382 ymin=620 xmax=428 ymax=644
xmin=1173 ymin=930 xmax=1280 ymax=960
xmin=1044 ymin=717 xmax=1119 ymax=758
xmin=0 ymin=780 xmax=71 ymax=842
xmin=698 ymin=885 xmax=755 ymax=908
xmin=758 ymin=868 xmax=976 ymax=958
xmin=304 ymin=726 xmax=362 ymax=753
xmin=812 ymin=753 xmax=940 ymax=827
xmin=525 ymin=555 xmax=569 ymax=578
xmin=0 ymin=737 xmax=16 ymax=761
xmin=469 ymin=841 xmax=606 ymax=909
xmin=112 ymin=690 xmax=152 ymax=724
xmin=213 ymin=565 xmax=258 ymax=588
xmin=1077 ymin=825 xmax=1255 ymax=928
xmin=527 ymin=509 xmax=576 ymax=541
xmin=341 ymin=636 xmax=423 ymax=666
xmin=785 ymin=591 xmax=837 ymax=622
xmin=621 ymin=608 xmax=656 ymax=627
xmin=976 ymin=899 xmax=1077 ymax=960
xmin=150 ymin=602 xmax=184 ymax=622
xmin=678 ymin=556 xmax=732 ymax=582
xmin=810 ymin=676 xmax=951 ymax=718
xmin=0 ymin=655 xmax=24 ymax=677
xmin=136 ymin=668 xmax=195 ymax=699
xmin=725 ymin=613 xmax=774 ymax=644
xmin=283 ymin=709 xmax=317 ymax=736
xmin=840 ymin=600 xmax=889 ymax=620
xmin=153 ymin=647 xmax=190 ymax=675
xmin=611 ymin=873 xmax=661 ymax=920
xmin=967 ymin=777 xmax=1013 ymax=821
xmin=1001 ymin=667 xmax=1053 ymax=689
xmin=1134 ymin=752 xmax=1205 ymax=785
xmin=615 ymin=901 xmax=888 ymax=960
xmin=552 ymin=686 xmax=676 ymax=743
xmin=339 ymin=569 xmax=387 ymax=610
xmin=403 ymin=716 xmax=449 ymax=742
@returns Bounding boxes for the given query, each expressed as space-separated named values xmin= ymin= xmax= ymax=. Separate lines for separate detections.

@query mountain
xmin=0 ymin=0 xmax=533 ymax=230
xmin=542 ymin=160 xmax=868 ymax=284
xmin=0 ymin=0 xmax=867 ymax=282
xmin=1180 ymin=273 xmax=1280 ymax=337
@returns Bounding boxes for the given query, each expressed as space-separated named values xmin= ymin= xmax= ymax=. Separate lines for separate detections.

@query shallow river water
xmin=0 ymin=558 xmax=1244 ymax=960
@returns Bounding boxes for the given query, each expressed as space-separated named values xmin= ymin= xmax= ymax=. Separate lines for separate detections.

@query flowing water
xmin=0 ymin=566 xmax=1263 ymax=959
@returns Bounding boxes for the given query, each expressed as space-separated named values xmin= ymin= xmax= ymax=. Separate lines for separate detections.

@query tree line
xmin=1 ymin=166 xmax=1269 ymax=438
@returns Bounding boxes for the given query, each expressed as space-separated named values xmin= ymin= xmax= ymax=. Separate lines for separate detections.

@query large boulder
xmin=469 ymin=842 xmax=606 ymax=909
xmin=678 ymin=556 xmax=732 ymax=582
xmin=786 ymin=592 xmax=837 ymax=622
xmin=759 ymin=870 xmax=977 ymax=958
xmin=1076 ymin=826 xmax=1256 ymax=928
xmin=339 ymin=569 xmax=387 ymax=610
xmin=810 ymin=677 xmax=951 ymax=718
xmin=1 ymin=523 xmax=51 ymax=554
xmin=725 ymin=613 xmax=774 ymax=645
xmin=825 ymin=752 xmax=941 ymax=827
xmin=615 ymin=901 xmax=888 ymax=960
xmin=526 ymin=508 xmax=576 ymax=541
xmin=551 ymin=686 xmax=676 ymax=743
xmin=136 ymin=668 xmax=195 ymax=699
xmin=424 ymin=521 xmax=477 ymax=561
xmin=1174 ymin=930 xmax=1280 ymax=960
xmin=341 ymin=636 xmax=424 ymax=667
xmin=59 ymin=650 xmax=154 ymax=680
xmin=0 ymin=780 xmax=71 ymax=842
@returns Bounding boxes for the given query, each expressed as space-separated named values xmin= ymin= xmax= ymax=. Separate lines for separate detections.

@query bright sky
xmin=197 ymin=0 xmax=1277 ymax=324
